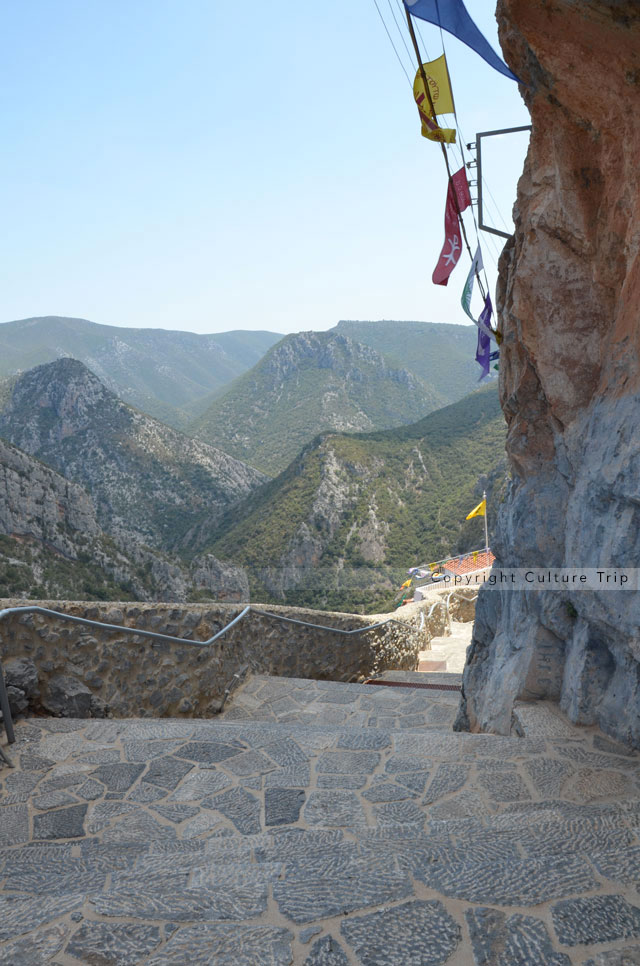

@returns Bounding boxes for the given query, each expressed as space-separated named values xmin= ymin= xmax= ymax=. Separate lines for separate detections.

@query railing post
xmin=0 ymin=659 xmax=16 ymax=745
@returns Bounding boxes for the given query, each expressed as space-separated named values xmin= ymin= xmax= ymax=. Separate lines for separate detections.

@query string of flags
xmin=398 ymin=0 xmax=520 ymax=377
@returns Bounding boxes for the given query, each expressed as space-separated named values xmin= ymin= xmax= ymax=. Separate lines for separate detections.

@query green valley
xmin=208 ymin=383 xmax=506 ymax=613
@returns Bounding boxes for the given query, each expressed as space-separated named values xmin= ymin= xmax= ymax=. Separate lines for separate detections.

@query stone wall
xmin=457 ymin=1 xmax=640 ymax=747
xmin=0 ymin=597 xmax=434 ymax=720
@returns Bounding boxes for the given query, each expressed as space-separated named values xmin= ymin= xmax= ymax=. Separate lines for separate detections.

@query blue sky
xmin=0 ymin=0 xmax=530 ymax=334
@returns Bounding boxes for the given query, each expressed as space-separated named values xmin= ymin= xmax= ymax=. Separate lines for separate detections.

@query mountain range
xmin=0 ymin=358 xmax=266 ymax=551
xmin=0 ymin=315 xmax=505 ymax=609
xmin=0 ymin=317 xmax=489 ymax=467
xmin=0 ymin=316 xmax=281 ymax=428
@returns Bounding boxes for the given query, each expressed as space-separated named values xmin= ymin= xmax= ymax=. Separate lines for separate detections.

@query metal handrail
xmin=0 ymin=602 xmax=425 ymax=747
xmin=426 ymin=600 xmax=442 ymax=620
xmin=0 ymin=604 xmax=252 ymax=649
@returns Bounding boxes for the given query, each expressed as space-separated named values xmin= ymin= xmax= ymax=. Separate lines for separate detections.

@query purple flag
xmin=475 ymin=295 xmax=499 ymax=379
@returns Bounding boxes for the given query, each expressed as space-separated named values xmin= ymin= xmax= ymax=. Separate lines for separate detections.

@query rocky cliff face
xmin=0 ymin=434 xmax=159 ymax=600
xmin=0 ymin=435 xmax=249 ymax=603
xmin=0 ymin=436 xmax=99 ymax=555
xmin=0 ymin=358 xmax=266 ymax=550
xmin=457 ymin=1 xmax=640 ymax=745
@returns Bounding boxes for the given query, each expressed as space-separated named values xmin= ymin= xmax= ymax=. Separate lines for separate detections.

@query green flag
xmin=461 ymin=244 xmax=483 ymax=321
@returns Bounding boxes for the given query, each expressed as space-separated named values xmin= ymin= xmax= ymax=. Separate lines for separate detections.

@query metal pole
xmin=476 ymin=133 xmax=484 ymax=236
xmin=403 ymin=7 xmax=482 ymax=293
xmin=0 ymin=660 xmax=16 ymax=745
xmin=483 ymin=490 xmax=489 ymax=551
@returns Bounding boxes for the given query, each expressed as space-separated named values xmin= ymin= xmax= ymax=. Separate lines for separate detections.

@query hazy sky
xmin=1 ymin=0 xmax=530 ymax=334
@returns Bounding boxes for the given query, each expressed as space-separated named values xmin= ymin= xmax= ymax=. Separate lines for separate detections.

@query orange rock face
xmin=457 ymin=1 xmax=640 ymax=743
xmin=499 ymin=0 xmax=640 ymax=428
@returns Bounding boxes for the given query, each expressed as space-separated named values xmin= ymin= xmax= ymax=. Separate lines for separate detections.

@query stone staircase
xmin=1 ymin=674 xmax=640 ymax=964
xmin=426 ymin=620 xmax=474 ymax=674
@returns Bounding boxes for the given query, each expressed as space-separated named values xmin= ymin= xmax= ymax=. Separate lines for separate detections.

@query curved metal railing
xmin=0 ymin=602 xmax=424 ymax=750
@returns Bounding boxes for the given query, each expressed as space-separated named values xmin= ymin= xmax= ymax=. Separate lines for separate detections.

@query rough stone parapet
xmin=0 ymin=597 xmax=435 ymax=720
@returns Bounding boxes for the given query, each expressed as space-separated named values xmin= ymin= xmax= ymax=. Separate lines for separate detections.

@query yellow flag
xmin=428 ymin=562 xmax=437 ymax=572
xmin=466 ymin=498 xmax=486 ymax=520
xmin=400 ymin=579 xmax=412 ymax=590
xmin=422 ymin=125 xmax=456 ymax=143
xmin=413 ymin=55 xmax=456 ymax=143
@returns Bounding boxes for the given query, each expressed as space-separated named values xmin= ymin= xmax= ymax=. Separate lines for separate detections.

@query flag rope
xmin=386 ymin=0 xmax=415 ymax=67
xmin=376 ymin=0 xmax=505 ymax=288
xmin=375 ymin=0 xmax=504 ymax=343
xmin=433 ymin=16 xmax=495 ymax=303
xmin=372 ymin=0 xmax=413 ymax=84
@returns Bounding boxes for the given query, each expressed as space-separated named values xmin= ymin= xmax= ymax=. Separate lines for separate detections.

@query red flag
xmin=432 ymin=166 xmax=471 ymax=286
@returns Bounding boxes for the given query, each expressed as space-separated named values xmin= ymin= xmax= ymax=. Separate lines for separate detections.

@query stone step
xmin=2 ymin=688 xmax=640 ymax=965
xmin=4 ymin=807 xmax=640 ymax=876
xmin=375 ymin=669 xmax=463 ymax=688
xmin=223 ymin=672 xmax=461 ymax=731
xmin=425 ymin=623 xmax=474 ymax=674
xmin=3 ymin=816 xmax=640 ymax=899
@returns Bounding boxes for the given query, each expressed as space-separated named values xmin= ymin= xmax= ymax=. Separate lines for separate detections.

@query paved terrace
xmin=1 ymin=674 xmax=640 ymax=964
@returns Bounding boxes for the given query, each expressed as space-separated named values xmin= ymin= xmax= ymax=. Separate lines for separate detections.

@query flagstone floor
xmin=2 ymin=674 xmax=640 ymax=964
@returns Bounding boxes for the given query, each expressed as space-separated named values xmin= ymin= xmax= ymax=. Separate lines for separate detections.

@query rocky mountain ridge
xmin=191 ymin=330 xmax=445 ymax=474
xmin=0 ymin=436 xmax=98 ymax=558
xmin=0 ymin=358 xmax=266 ymax=551
xmin=333 ymin=319 xmax=486 ymax=404
xmin=0 ymin=434 xmax=249 ymax=603
xmin=0 ymin=316 xmax=281 ymax=428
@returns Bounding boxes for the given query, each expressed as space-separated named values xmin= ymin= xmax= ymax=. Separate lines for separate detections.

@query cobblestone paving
xmin=1 ymin=673 xmax=640 ymax=963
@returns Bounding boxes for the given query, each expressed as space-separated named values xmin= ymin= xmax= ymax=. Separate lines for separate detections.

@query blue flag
xmin=404 ymin=0 xmax=520 ymax=83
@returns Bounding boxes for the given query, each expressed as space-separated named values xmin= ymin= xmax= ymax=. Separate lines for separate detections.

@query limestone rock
xmin=457 ymin=1 xmax=640 ymax=746
xmin=0 ymin=436 xmax=99 ymax=556
xmin=0 ymin=428 xmax=250 ymax=603
xmin=0 ymin=358 xmax=266 ymax=551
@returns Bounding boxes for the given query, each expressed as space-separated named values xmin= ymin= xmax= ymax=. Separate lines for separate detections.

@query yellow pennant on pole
xmin=413 ymin=54 xmax=457 ymax=143
xmin=466 ymin=498 xmax=486 ymax=520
